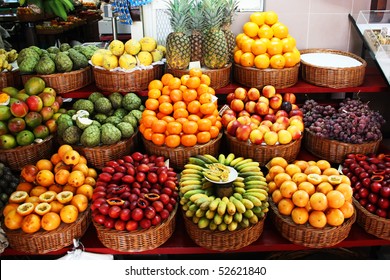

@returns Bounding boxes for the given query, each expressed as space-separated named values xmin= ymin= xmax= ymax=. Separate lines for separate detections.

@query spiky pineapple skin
xmin=222 ymin=25 xmax=235 ymax=63
xmin=203 ymin=29 xmax=229 ymax=69
xmin=191 ymin=31 xmax=203 ymax=65
xmin=166 ymin=32 xmax=191 ymax=70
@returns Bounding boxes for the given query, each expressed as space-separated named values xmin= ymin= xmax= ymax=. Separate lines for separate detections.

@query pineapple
xmin=221 ymin=0 xmax=239 ymax=63
xmin=189 ymin=1 xmax=205 ymax=65
xmin=165 ymin=0 xmax=192 ymax=70
xmin=202 ymin=0 xmax=229 ymax=69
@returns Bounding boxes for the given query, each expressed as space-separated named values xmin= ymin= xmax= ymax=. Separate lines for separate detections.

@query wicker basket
xmin=353 ymin=198 xmax=390 ymax=240
xmin=270 ymin=201 xmax=356 ymax=248
xmin=93 ymin=64 xmax=164 ymax=93
xmin=21 ymin=66 xmax=93 ymax=95
xmin=183 ymin=212 xmax=265 ymax=251
xmin=3 ymin=208 xmax=91 ymax=254
xmin=0 ymin=70 xmax=22 ymax=89
xmin=233 ymin=63 xmax=299 ymax=89
xmin=142 ymin=133 xmax=223 ymax=171
xmin=304 ymin=129 xmax=381 ymax=164
xmin=166 ymin=63 xmax=232 ymax=89
xmin=300 ymin=49 xmax=366 ymax=88
xmin=70 ymin=131 xmax=139 ymax=170
xmin=93 ymin=205 xmax=177 ymax=252
xmin=224 ymin=132 xmax=302 ymax=165
xmin=0 ymin=135 xmax=54 ymax=171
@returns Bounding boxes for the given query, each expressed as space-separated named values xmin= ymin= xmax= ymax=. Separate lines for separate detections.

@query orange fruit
xmin=271 ymin=189 xmax=283 ymax=204
xmin=326 ymin=190 xmax=346 ymax=209
xmin=186 ymin=76 xmax=201 ymax=89
xmin=308 ymin=210 xmax=327 ymax=228
xmin=161 ymin=73 xmax=174 ymax=86
xmin=147 ymin=88 xmax=161 ymax=99
xmin=197 ymin=118 xmax=212 ymax=132
xmin=142 ymin=109 xmax=156 ymax=118
xmin=322 ymin=167 xmax=340 ymax=176
xmin=316 ymin=181 xmax=334 ymax=195
xmin=200 ymin=103 xmax=216 ymax=115
xmin=234 ymin=49 xmax=243 ymax=64
xmin=269 ymin=54 xmax=285 ymax=69
xmin=274 ymin=173 xmax=291 ymax=188
xmin=29 ymin=186 xmax=48 ymax=197
xmin=183 ymin=88 xmax=198 ymax=103
xmin=268 ymin=181 xmax=278 ymax=194
xmin=270 ymin=157 xmax=289 ymax=168
xmin=187 ymin=100 xmax=201 ymax=114
xmin=243 ymin=21 xmax=259 ymax=38
xmin=41 ymin=212 xmax=61 ymax=231
xmin=158 ymin=94 xmax=172 ymax=104
xmin=277 ymin=198 xmax=295 ymax=216
xmin=250 ymin=11 xmax=265 ymax=26
xmin=76 ymin=184 xmax=94 ymax=200
xmin=148 ymin=79 xmax=163 ymax=90
xmin=159 ymin=102 xmax=173 ymax=115
xmin=166 ymin=121 xmax=182 ymax=135
xmin=339 ymin=201 xmax=354 ymax=219
xmin=283 ymin=52 xmax=297 ymax=67
xmin=279 ymin=180 xmax=298 ymax=198
xmin=292 ymin=172 xmax=308 ymax=186
xmin=307 ymin=173 xmax=323 ymax=185
xmin=165 ymin=134 xmax=181 ymax=148
xmin=151 ymin=119 xmax=167 ymax=134
xmin=326 ymin=208 xmax=345 ymax=226
xmin=145 ymin=98 xmax=159 ymax=111
xmin=254 ymin=54 xmax=270 ymax=69
xmin=170 ymin=89 xmax=183 ymax=102
xmin=309 ymin=192 xmax=328 ymax=211
xmin=151 ymin=133 xmax=165 ymax=146
xmin=209 ymin=126 xmax=220 ymax=139
xmin=50 ymin=200 xmax=64 ymax=213
xmin=251 ymin=39 xmax=267 ymax=55
xmin=197 ymin=131 xmax=211 ymax=144
xmin=48 ymin=184 xmax=63 ymax=194
xmin=168 ymin=77 xmax=181 ymax=89
xmin=292 ymin=189 xmax=310 ymax=207
xmin=197 ymin=84 xmax=209 ymax=96
xmin=173 ymin=108 xmax=189 ymax=119
xmin=281 ymin=36 xmax=296 ymax=53
xmin=294 ymin=160 xmax=309 ymax=172
xmin=161 ymin=115 xmax=175 ymax=123
xmin=72 ymin=163 xmax=89 ymax=177
xmin=291 ymin=207 xmax=309 ymax=225
xmin=70 ymin=194 xmax=89 ymax=213
xmin=182 ymin=121 xmax=198 ymax=134
xmin=264 ymin=11 xmax=278 ymax=25
xmin=272 ymin=22 xmax=289 ymax=39
xmin=200 ymin=74 xmax=211 ymax=86
xmin=258 ymin=24 xmax=273 ymax=39
xmin=141 ymin=115 xmax=158 ymax=128
xmin=173 ymin=100 xmax=186 ymax=111
xmin=267 ymin=40 xmax=283 ymax=56
xmin=54 ymin=161 xmax=71 ymax=174
xmin=298 ymin=181 xmax=316 ymax=196
xmin=3 ymin=203 xmax=19 ymax=217
xmin=335 ymin=183 xmax=353 ymax=201
xmin=35 ymin=170 xmax=55 ymax=187
xmin=181 ymin=134 xmax=197 ymax=147
xmin=241 ymin=38 xmax=255 ymax=53
xmin=21 ymin=213 xmax=41 ymax=233
xmin=60 ymin=204 xmax=79 ymax=224
xmin=58 ymin=145 xmax=73 ymax=161
xmin=4 ymin=209 xmax=24 ymax=230
xmin=87 ymin=167 xmax=97 ymax=179
xmin=16 ymin=182 xmax=34 ymax=193
xmin=143 ymin=128 xmax=153 ymax=140
xmin=67 ymin=170 xmax=85 ymax=188
xmin=62 ymin=149 xmax=81 ymax=166
xmin=78 ymin=156 xmax=87 ymax=165
xmin=50 ymin=153 xmax=62 ymax=165
xmin=285 ymin=164 xmax=302 ymax=177
xmin=189 ymin=68 xmax=202 ymax=77
xmin=36 ymin=159 xmax=53 ymax=171
xmin=316 ymin=160 xmax=331 ymax=171
xmin=240 ymin=52 xmax=255 ymax=67
xmin=180 ymin=74 xmax=190 ymax=85
xmin=304 ymin=165 xmax=322 ymax=175
xmin=199 ymin=93 xmax=212 ymax=104
xmin=63 ymin=185 xmax=77 ymax=195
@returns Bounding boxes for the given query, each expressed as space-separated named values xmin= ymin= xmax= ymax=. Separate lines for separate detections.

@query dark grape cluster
xmin=301 ymin=98 xmax=385 ymax=144
xmin=0 ymin=162 xmax=20 ymax=209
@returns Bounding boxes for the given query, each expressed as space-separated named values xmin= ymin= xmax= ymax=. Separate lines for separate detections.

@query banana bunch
xmin=0 ymin=49 xmax=18 ymax=72
xmin=19 ymin=0 xmax=75 ymax=21
xmin=179 ymin=153 xmax=269 ymax=231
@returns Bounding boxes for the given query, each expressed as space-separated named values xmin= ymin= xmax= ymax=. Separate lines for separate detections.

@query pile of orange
xmin=266 ymin=157 xmax=355 ymax=228
xmin=3 ymin=144 xmax=97 ymax=233
xmin=234 ymin=11 xmax=300 ymax=69
xmin=139 ymin=68 xmax=222 ymax=148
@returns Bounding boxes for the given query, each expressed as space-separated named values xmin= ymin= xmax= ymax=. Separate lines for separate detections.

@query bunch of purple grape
xmin=301 ymin=98 xmax=385 ymax=144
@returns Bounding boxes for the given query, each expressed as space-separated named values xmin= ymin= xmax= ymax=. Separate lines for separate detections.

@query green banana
xmin=203 ymin=154 xmax=219 ymax=163
xmin=233 ymin=181 xmax=245 ymax=188
xmin=183 ymin=189 xmax=205 ymax=199
xmin=58 ymin=0 xmax=74 ymax=12
xmin=199 ymin=199 xmax=211 ymax=210
xmin=52 ymin=0 xmax=68 ymax=21
xmin=244 ymin=176 xmax=266 ymax=182
xmin=233 ymin=187 xmax=246 ymax=194
xmin=230 ymin=197 xmax=246 ymax=213
xmin=241 ymin=198 xmax=254 ymax=210
xmin=217 ymin=200 xmax=227 ymax=216
xmin=195 ymin=208 xmax=206 ymax=218
xmin=249 ymin=214 xmax=259 ymax=224
xmin=205 ymin=209 xmax=215 ymax=219
xmin=243 ymin=194 xmax=262 ymax=207
xmin=218 ymin=154 xmax=226 ymax=164
xmin=252 ymin=206 xmax=263 ymax=215
xmin=239 ymin=166 xmax=262 ymax=173
xmin=188 ymin=203 xmax=199 ymax=212
xmin=228 ymin=221 xmax=238 ymax=231
xmin=209 ymin=197 xmax=221 ymax=211
xmin=189 ymin=193 xmax=208 ymax=202
xmin=184 ymin=164 xmax=205 ymax=171
xmin=244 ymin=209 xmax=254 ymax=219
xmin=230 ymin=156 xmax=245 ymax=167
xmin=209 ymin=221 xmax=218 ymax=231
xmin=192 ymin=216 xmax=200 ymax=224
xmin=234 ymin=159 xmax=255 ymax=170
xmin=213 ymin=213 xmax=223 ymax=225
xmin=226 ymin=201 xmax=236 ymax=215
xmin=188 ymin=157 xmax=207 ymax=167
xmin=234 ymin=212 xmax=243 ymax=223
xmin=223 ymin=213 xmax=233 ymax=225
xmin=196 ymin=155 xmax=214 ymax=164
xmin=236 ymin=161 xmax=260 ymax=171
xmin=180 ymin=196 xmax=189 ymax=205
xmin=180 ymin=185 xmax=202 ymax=194
xmin=218 ymin=222 xmax=228 ymax=231
xmin=232 ymin=192 xmax=243 ymax=200
xmin=224 ymin=153 xmax=235 ymax=165
xmin=240 ymin=217 xmax=250 ymax=228
xmin=239 ymin=171 xmax=264 ymax=178
xmin=194 ymin=196 xmax=209 ymax=207
xmin=185 ymin=209 xmax=196 ymax=218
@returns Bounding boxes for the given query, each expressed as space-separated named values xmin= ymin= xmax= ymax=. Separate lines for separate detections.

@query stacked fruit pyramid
xmin=179 ymin=153 xmax=268 ymax=250
xmin=234 ymin=11 xmax=300 ymax=69
xmin=267 ymin=157 xmax=356 ymax=247
xmin=2 ymin=144 xmax=96 ymax=253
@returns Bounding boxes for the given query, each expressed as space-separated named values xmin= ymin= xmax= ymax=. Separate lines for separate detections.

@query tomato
xmin=151 ymin=214 xmax=162 ymax=226
xmin=158 ymin=172 xmax=168 ymax=184
xmin=114 ymin=219 xmax=126 ymax=231
xmin=164 ymin=180 xmax=176 ymax=190
xmin=147 ymin=172 xmax=158 ymax=184
xmin=98 ymin=173 xmax=112 ymax=183
xmin=119 ymin=208 xmax=131 ymax=221
xmin=102 ymin=167 xmax=115 ymax=174
xmin=108 ymin=205 xmax=122 ymax=219
xmin=93 ymin=214 xmax=106 ymax=225
xmin=126 ymin=220 xmax=138 ymax=231
xmin=131 ymin=152 xmax=144 ymax=162
xmin=136 ymin=172 xmax=146 ymax=183
xmin=104 ymin=217 xmax=115 ymax=229
xmin=123 ymin=155 xmax=134 ymax=164
xmin=152 ymin=200 xmax=164 ymax=212
xmin=122 ymin=175 xmax=135 ymax=184
xmin=106 ymin=160 xmax=119 ymax=168
xmin=131 ymin=208 xmax=144 ymax=221
xmin=139 ymin=218 xmax=152 ymax=229
xmin=112 ymin=172 xmax=125 ymax=182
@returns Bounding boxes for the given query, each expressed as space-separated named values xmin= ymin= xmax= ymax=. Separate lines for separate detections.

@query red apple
xmin=40 ymin=106 xmax=54 ymax=121
xmin=283 ymin=92 xmax=296 ymax=104
xmin=275 ymin=110 xmax=289 ymax=118
xmin=227 ymin=120 xmax=241 ymax=136
xmin=234 ymin=87 xmax=247 ymax=100
xmin=271 ymin=122 xmax=285 ymax=132
xmin=263 ymin=114 xmax=276 ymax=123
xmin=226 ymin=92 xmax=235 ymax=105
xmin=244 ymin=100 xmax=256 ymax=114
xmin=221 ymin=113 xmax=236 ymax=127
xmin=45 ymin=119 xmax=57 ymax=134
xmin=259 ymin=96 xmax=269 ymax=105
xmin=10 ymin=100 xmax=29 ymax=118
xmin=250 ymin=115 xmax=262 ymax=125
xmin=230 ymin=99 xmax=245 ymax=113
xmin=255 ymin=101 xmax=269 ymax=116
xmin=262 ymin=85 xmax=276 ymax=98
xmin=236 ymin=124 xmax=252 ymax=141
xmin=26 ymin=95 xmax=43 ymax=112
xmin=276 ymin=116 xmax=290 ymax=128
xmin=289 ymin=109 xmax=304 ymax=118
xmin=247 ymin=88 xmax=260 ymax=101
xmin=258 ymin=124 xmax=270 ymax=134
xmin=287 ymin=125 xmax=302 ymax=140
xmin=237 ymin=115 xmax=251 ymax=125
xmin=39 ymin=92 xmax=55 ymax=107
xmin=269 ymin=95 xmax=282 ymax=110
xmin=249 ymin=129 xmax=263 ymax=144
xmin=238 ymin=110 xmax=251 ymax=117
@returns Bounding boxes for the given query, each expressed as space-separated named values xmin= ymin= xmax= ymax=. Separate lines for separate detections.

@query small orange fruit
xmin=70 ymin=194 xmax=89 ymax=213
xmin=316 ymin=181 xmax=334 ymax=195
xmin=41 ymin=212 xmax=61 ymax=231
xmin=271 ymin=189 xmax=283 ymax=204
xmin=326 ymin=208 xmax=345 ymax=226
xmin=309 ymin=192 xmax=328 ymax=211
xmin=4 ymin=209 xmax=24 ymax=230
xmin=21 ymin=213 xmax=41 ymax=233
xmin=306 ymin=173 xmax=323 ymax=185
xmin=335 ymin=183 xmax=353 ymax=201
xmin=294 ymin=160 xmax=309 ymax=172
xmin=63 ymin=150 xmax=81 ymax=166
xmin=60 ymin=205 xmax=79 ymax=224
xmin=55 ymin=169 xmax=71 ymax=185
xmin=304 ymin=165 xmax=322 ymax=175
xmin=36 ymin=159 xmax=53 ymax=171
xmin=274 ymin=173 xmax=291 ymax=188
xmin=35 ymin=170 xmax=55 ymax=187
xmin=58 ymin=144 xmax=73 ymax=161
xmin=269 ymin=157 xmax=288 ymax=169
xmin=267 ymin=165 xmax=285 ymax=180
xmin=285 ymin=164 xmax=301 ymax=177
xmin=309 ymin=210 xmax=327 ymax=228
xmin=326 ymin=190 xmax=346 ymax=209
xmin=56 ymin=191 xmax=74 ymax=204
xmin=298 ymin=181 xmax=316 ymax=196
xmin=29 ymin=186 xmax=48 ymax=197
xmin=16 ymin=182 xmax=34 ymax=193
xmin=34 ymin=202 xmax=52 ymax=216
xmin=16 ymin=202 xmax=35 ymax=216
xmin=279 ymin=180 xmax=297 ymax=198
xmin=292 ymin=172 xmax=308 ymax=186
xmin=316 ymin=160 xmax=331 ymax=171
xmin=9 ymin=191 xmax=29 ymax=204
xmin=50 ymin=200 xmax=65 ymax=213
xmin=3 ymin=203 xmax=19 ymax=217
xmin=291 ymin=207 xmax=309 ymax=225
xmin=339 ymin=201 xmax=355 ymax=219
xmin=277 ymin=198 xmax=295 ymax=216
xmin=292 ymin=189 xmax=310 ymax=207
xmin=84 ymin=176 xmax=96 ymax=187
xmin=67 ymin=170 xmax=85 ymax=188
xmin=72 ymin=163 xmax=89 ymax=177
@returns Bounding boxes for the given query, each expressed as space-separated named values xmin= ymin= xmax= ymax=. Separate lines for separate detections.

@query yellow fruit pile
xmin=266 ymin=157 xmax=355 ymax=228
xmin=91 ymin=37 xmax=166 ymax=70
xmin=234 ymin=11 xmax=300 ymax=69
xmin=139 ymin=68 xmax=222 ymax=148
xmin=3 ymin=144 xmax=97 ymax=233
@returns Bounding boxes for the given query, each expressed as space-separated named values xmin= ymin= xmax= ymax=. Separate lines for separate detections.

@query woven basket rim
xmin=234 ymin=62 xmax=300 ymax=73
xmin=300 ymin=48 xmax=367 ymax=70
xmin=353 ymin=198 xmax=390 ymax=224
xmin=0 ymin=135 xmax=53 ymax=154
xmin=93 ymin=64 xmax=163 ymax=75
xmin=20 ymin=66 xmax=92 ymax=78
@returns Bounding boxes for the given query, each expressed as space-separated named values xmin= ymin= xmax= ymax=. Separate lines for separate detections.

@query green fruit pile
xmin=57 ymin=92 xmax=144 ymax=147
xmin=179 ymin=153 xmax=269 ymax=231
xmin=0 ymin=162 xmax=20 ymax=210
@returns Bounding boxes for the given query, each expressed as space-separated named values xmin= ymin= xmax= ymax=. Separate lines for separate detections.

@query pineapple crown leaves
xmin=189 ymin=1 xmax=205 ymax=31
xmin=201 ymin=0 xmax=225 ymax=32
xmin=222 ymin=0 xmax=239 ymax=26
xmin=164 ymin=0 xmax=194 ymax=34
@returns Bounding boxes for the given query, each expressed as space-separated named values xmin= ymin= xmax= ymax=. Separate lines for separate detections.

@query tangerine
xmin=277 ymin=198 xmax=294 ymax=216
xmin=36 ymin=159 xmax=53 ymax=171
xmin=189 ymin=68 xmax=203 ymax=77
xmin=297 ymin=181 xmax=316 ymax=196
xmin=243 ymin=21 xmax=259 ymax=38
xmin=161 ymin=73 xmax=174 ymax=86
xmin=145 ymin=98 xmax=160 ymax=111
xmin=326 ymin=208 xmax=345 ymax=226
xmin=279 ymin=180 xmax=298 ymax=198
xmin=308 ymin=210 xmax=327 ymax=228
xmin=50 ymin=153 xmax=62 ymax=165
xmin=151 ymin=119 xmax=167 ymax=133
xmin=151 ymin=133 xmax=165 ymax=146
xmin=21 ymin=213 xmax=41 ymax=233
xmin=60 ymin=204 xmax=79 ymax=224
xmin=197 ymin=131 xmax=211 ymax=144
xmin=148 ymin=79 xmax=163 ymax=90
xmin=159 ymin=102 xmax=173 ymax=115
xmin=58 ymin=145 xmax=73 ymax=161
xmin=339 ymin=201 xmax=354 ymax=219
xmin=41 ymin=212 xmax=61 ymax=231
xmin=181 ymin=134 xmax=197 ymax=147
xmin=35 ymin=170 xmax=55 ymax=187
xmin=76 ymin=184 xmax=94 ymax=200
xmin=291 ymin=207 xmax=309 ymax=225
xmin=335 ymin=183 xmax=353 ymax=201
xmin=187 ymin=100 xmax=201 ymax=114
xmin=254 ymin=54 xmax=270 ymax=69
xmin=316 ymin=181 xmax=334 ymax=195
xmin=269 ymin=54 xmax=285 ymax=69
xmin=292 ymin=189 xmax=310 ymax=207
xmin=166 ymin=121 xmax=182 ymax=135
xmin=240 ymin=52 xmax=255 ymax=67
xmin=271 ymin=189 xmax=283 ymax=204
xmin=309 ymin=192 xmax=328 ymax=211
xmin=326 ymin=190 xmax=346 ymax=209
xmin=165 ymin=134 xmax=181 ymax=148
xmin=67 ymin=170 xmax=85 ymax=188
xmin=197 ymin=118 xmax=212 ymax=131
xmin=168 ymin=77 xmax=181 ymax=89
xmin=70 ymin=194 xmax=89 ymax=213
xmin=16 ymin=182 xmax=34 ymax=193
xmin=147 ymin=88 xmax=161 ymax=99
xmin=183 ymin=121 xmax=198 ymax=134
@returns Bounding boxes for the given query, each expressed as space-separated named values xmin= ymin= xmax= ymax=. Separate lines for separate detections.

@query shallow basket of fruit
xmin=166 ymin=63 xmax=232 ymax=90
xmin=225 ymin=131 xmax=302 ymax=166
xmin=142 ymin=132 xmax=223 ymax=171
xmin=233 ymin=63 xmax=300 ymax=89
xmin=91 ymin=153 xmax=179 ymax=252
xmin=93 ymin=64 xmax=164 ymax=93
xmin=300 ymin=49 xmax=366 ymax=88
xmin=21 ymin=66 xmax=94 ymax=95
xmin=0 ymin=135 xmax=54 ymax=171
xmin=179 ymin=154 xmax=268 ymax=251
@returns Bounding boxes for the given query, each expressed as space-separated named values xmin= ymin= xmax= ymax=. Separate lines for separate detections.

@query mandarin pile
xmin=266 ymin=157 xmax=355 ymax=228
xmin=234 ymin=11 xmax=300 ymax=69
xmin=139 ymin=68 xmax=222 ymax=148
xmin=3 ymin=144 xmax=97 ymax=233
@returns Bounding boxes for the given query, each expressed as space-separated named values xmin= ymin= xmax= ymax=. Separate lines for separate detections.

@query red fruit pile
xmin=91 ymin=152 xmax=178 ymax=231
xmin=342 ymin=153 xmax=390 ymax=218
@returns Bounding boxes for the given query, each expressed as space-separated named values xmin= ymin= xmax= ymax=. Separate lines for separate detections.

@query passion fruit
xmin=56 ymin=191 xmax=73 ymax=204
xmin=16 ymin=202 xmax=35 ymax=216
xmin=9 ymin=191 xmax=29 ymax=204
xmin=39 ymin=191 xmax=57 ymax=203
xmin=34 ymin=202 xmax=52 ymax=215
xmin=327 ymin=175 xmax=343 ymax=185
